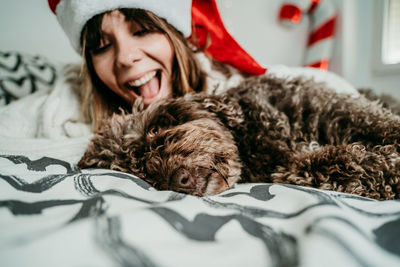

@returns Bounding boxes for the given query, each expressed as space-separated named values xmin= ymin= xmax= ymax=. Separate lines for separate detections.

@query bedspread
xmin=1 ymin=155 xmax=400 ymax=267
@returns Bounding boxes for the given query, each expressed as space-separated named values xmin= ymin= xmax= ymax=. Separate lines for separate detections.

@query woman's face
xmin=90 ymin=10 xmax=174 ymax=106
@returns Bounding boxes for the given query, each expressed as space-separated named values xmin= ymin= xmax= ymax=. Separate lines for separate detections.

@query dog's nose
xmin=170 ymin=168 xmax=194 ymax=189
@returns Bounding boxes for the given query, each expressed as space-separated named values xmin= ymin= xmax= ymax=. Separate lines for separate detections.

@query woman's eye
xmin=91 ymin=43 xmax=111 ymax=55
xmin=134 ymin=29 xmax=150 ymax=36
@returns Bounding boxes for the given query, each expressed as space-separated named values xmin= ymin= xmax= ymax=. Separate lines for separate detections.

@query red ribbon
xmin=189 ymin=0 xmax=266 ymax=75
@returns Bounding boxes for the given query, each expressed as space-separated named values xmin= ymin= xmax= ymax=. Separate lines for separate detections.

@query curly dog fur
xmin=78 ymin=75 xmax=400 ymax=200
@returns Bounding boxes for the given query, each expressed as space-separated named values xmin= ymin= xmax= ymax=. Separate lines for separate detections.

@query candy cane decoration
xmin=278 ymin=0 xmax=337 ymax=70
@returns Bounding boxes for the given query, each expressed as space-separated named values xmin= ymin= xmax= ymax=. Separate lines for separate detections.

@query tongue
xmin=138 ymin=76 xmax=159 ymax=99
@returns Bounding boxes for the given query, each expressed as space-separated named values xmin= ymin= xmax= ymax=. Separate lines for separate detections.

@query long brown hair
xmin=80 ymin=8 xmax=207 ymax=131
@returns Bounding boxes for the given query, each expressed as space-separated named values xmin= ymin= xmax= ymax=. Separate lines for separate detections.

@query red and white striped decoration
xmin=278 ymin=0 xmax=337 ymax=70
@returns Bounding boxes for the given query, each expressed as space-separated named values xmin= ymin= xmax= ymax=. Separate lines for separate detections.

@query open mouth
xmin=126 ymin=70 xmax=161 ymax=99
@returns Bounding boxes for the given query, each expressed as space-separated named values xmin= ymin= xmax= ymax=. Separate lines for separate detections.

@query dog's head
xmin=78 ymin=94 xmax=243 ymax=196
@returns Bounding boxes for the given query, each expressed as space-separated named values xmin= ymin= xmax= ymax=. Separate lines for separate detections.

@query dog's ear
xmin=77 ymin=112 xmax=141 ymax=173
xmin=77 ymin=134 xmax=113 ymax=170
xmin=186 ymin=93 xmax=244 ymax=129
xmin=77 ymin=129 xmax=140 ymax=173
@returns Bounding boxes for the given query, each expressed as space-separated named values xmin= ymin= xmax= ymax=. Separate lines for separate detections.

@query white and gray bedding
xmin=1 ymin=154 xmax=400 ymax=267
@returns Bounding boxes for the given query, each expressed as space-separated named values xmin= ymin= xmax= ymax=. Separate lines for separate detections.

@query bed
xmin=1 ymin=48 xmax=400 ymax=267
xmin=2 ymin=0 xmax=400 ymax=265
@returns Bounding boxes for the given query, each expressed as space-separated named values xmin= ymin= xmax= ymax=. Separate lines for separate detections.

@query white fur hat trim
xmin=55 ymin=0 xmax=192 ymax=52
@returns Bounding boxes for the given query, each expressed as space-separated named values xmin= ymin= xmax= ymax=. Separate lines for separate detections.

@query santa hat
xmin=48 ymin=0 xmax=266 ymax=75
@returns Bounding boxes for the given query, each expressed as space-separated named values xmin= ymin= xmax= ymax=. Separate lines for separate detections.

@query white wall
xmin=217 ymin=0 xmax=309 ymax=67
xmin=1 ymin=0 xmax=399 ymax=97
xmin=0 ymin=0 xmax=80 ymax=63
xmin=217 ymin=0 xmax=400 ymax=98
xmin=340 ymin=0 xmax=400 ymax=98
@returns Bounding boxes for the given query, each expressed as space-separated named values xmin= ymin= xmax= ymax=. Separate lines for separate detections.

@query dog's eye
xmin=148 ymin=126 xmax=159 ymax=137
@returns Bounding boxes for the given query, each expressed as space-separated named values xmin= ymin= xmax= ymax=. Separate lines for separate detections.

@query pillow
xmin=0 ymin=51 xmax=58 ymax=106
xmin=266 ymin=64 xmax=359 ymax=96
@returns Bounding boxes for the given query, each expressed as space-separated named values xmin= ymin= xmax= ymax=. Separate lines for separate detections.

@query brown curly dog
xmin=78 ymin=75 xmax=400 ymax=200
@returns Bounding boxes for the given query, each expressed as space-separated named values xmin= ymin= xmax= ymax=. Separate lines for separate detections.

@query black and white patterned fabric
xmin=1 ymin=154 xmax=400 ymax=267
xmin=0 ymin=51 xmax=57 ymax=106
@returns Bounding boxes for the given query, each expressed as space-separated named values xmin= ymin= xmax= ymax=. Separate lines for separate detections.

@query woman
xmin=49 ymin=0 xmax=265 ymax=131
xmin=81 ymin=8 xmax=207 ymax=131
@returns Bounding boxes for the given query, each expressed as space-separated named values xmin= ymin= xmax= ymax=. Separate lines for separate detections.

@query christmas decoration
xmin=279 ymin=0 xmax=337 ymax=70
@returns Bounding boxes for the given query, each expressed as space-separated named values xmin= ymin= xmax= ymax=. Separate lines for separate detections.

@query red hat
xmin=49 ymin=0 xmax=266 ymax=75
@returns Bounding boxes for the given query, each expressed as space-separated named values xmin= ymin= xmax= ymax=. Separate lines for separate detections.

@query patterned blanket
xmin=1 ymin=155 xmax=400 ymax=267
